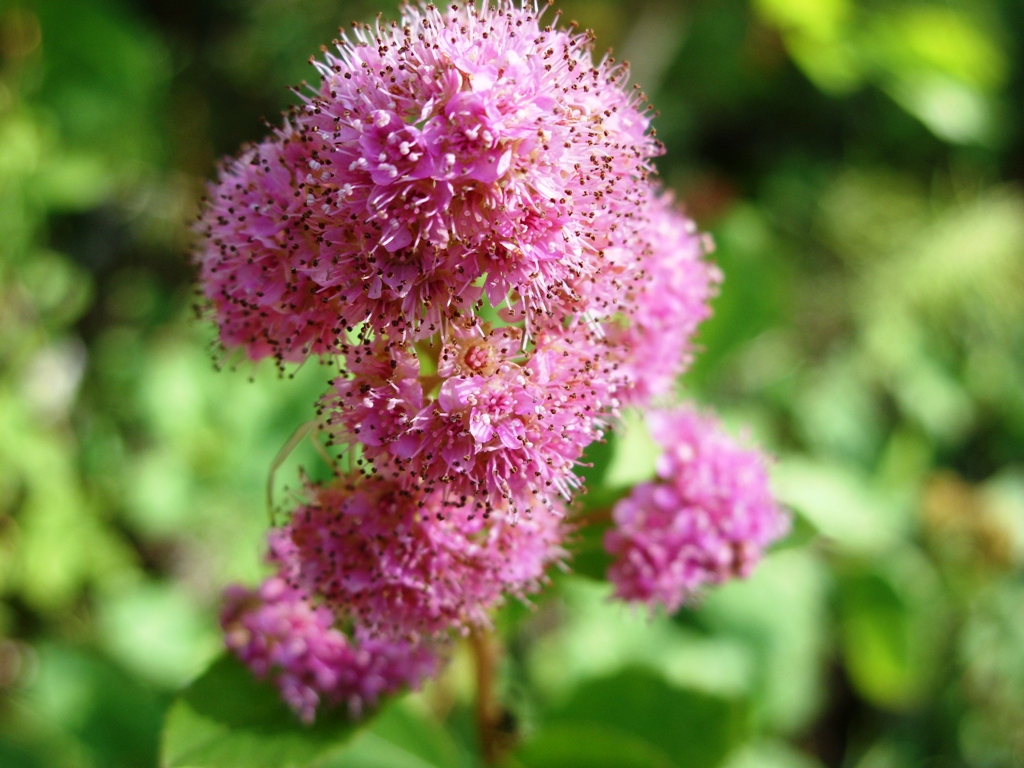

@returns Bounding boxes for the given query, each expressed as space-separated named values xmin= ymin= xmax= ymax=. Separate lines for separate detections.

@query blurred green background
xmin=2 ymin=0 xmax=1024 ymax=766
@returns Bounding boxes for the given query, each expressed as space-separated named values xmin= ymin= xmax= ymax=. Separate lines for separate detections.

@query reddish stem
xmin=572 ymin=506 xmax=612 ymax=527
xmin=469 ymin=627 xmax=501 ymax=765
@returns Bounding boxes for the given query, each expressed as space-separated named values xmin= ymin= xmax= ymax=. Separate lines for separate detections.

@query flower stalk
xmin=469 ymin=626 xmax=502 ymax=766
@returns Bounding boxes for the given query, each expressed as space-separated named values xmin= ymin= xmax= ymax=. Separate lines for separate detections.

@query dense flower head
xmin=320 ymin=334 xmax=426 ymax=461
xmin=604 ymin=406 xmax=788 ymax=613
xmin=321 ymin=321 xmax=618 ymax=509
xmin=221 ymin=536 xmax=439 ymax=723
xmin=196 ymin=131 xmax=352 ymax=362
xmin=278 ymin=474 xmax=567 ymax=638
xmin=195 ymin=0 xmax=661 ymax=361
xmin=602 ymin=192 xmax=721 ymax=406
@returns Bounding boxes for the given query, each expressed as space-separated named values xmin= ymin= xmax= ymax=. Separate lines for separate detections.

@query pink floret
xmin=221 ymin=572 xmax=438 ymax=724
xmin=281 ymin=476 xmax=567 ymax=638
xmin=322 ymin=324 xmax=616 ymax=510
xmin=604 ymin=192 xmax=721 ymax=406
xmin=604 ymin=406 xmax=789 ymax=612
xmin=195 ymin=129 xmax=353 ymax=362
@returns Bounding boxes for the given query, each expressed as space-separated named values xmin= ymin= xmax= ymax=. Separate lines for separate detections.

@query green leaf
xmin=95 ymin=581 xmax=221 ymax=688
xmin=529 ymin=578 xmax=753 ymax=704
xmin=541 ymin=669 xmax=747 ymax=768
xmin=322 ymin=702 xmax=474 ymax=768
xmin=0 ymin=742 xmax=44 ymax=768
xmin=602 ymin=411 xmax=659 ymax=491
xmin=22 ymin=644 xmax=164 ymax=768
xmin=836 ymin=553 xmax=947 ymax=710
xmin=564 ymin=520 xmax=612 ymax=582
xmin=773 ymin=459 xmax=902 ymax=555
xmin=516 ymin=724 xmax=676 ymax=768
xmin=161 ymin=655 xmax=366 ymax=768
xmin=574 ymin=437 xmax=617 ymax=510
xmin=699 ymin=549 xmax=829 ymax=735
xmin=722 ymin=739 xmax=825 ymax=768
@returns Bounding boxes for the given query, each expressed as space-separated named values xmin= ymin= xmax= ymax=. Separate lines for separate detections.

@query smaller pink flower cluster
xmin=320 ymin=325 xmax=616 ymax=508
xmin=605 ymin=407 xmax=789 ymax=613
xmin=281 ymin=477 xmax=566 ymax=638
xmin=221 ymin=533 xmax=439 ymax=723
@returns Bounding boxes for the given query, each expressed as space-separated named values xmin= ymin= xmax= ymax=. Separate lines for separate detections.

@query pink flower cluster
xmin=197 ymin=0 xmax=662 ymax=359
xmin=282 ymin=477 xmax=566 ymax=638
xmin=320 ymin=324 xmax=614 ymax=507
xmin=197 ymin=0 xmax=779 ymax=723
xmin=221 ymin=535 xmax=438 ymax=723
xmin=605 ymin=407 xmax=789 ymax=613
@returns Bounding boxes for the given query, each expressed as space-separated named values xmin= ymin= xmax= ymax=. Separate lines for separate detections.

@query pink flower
xmin=281 ymin=475 xmax=567 ymax=638
xmin=321 ymin=336 xmax=425 ymax=463
xmin=604 ymin=406 xmax=788 ymax=612
xmin=195 ymin=128 xmax=353 ymax=362
xmin=298 ymin=0 xmax=658 ymax=328
xmin=195 ymin=1 xmax=662 ymax=357
xmin=602 ymin=192 xmax=721 ymax=406
xmin=323 ymin=322 xmax=616 ymax=509
xmin=221 ymin=561 xmax=438 ymax=723
xmin=421 ymin=350 xmax=597 ymax=502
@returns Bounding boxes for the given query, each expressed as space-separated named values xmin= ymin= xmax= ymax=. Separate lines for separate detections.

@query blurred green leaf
xmin=96 ymin=581 xmax=220 ymax=688
xmin=956 ymin=581 xmax=1024 ymax=764
xmin=849 ymin=739 xmax=914 ymax=768
xmin=33 ymin=0 xmax=171 ymax=170
xmin=838 ymin=573 xmax=912 ymax=707
xmin=690 ymin=205 xmax=792 ymax=387
xmin=699 ymin=550 xmax=829 ymax=734
xmin=540 ymin=668 xmax=747 ymax=768
xmin=0 ymin=390 xmax=133 ymax=611
xmin=773 ymin=459 xmax=902 ymax=555
xmin=530 ymin=578 xmax=754 ymax=704
xmin=161 ymin=655 xmax=366 ymax=768
xmin=792 ymin=354 xmax=883 ymax=464
xmin=602 ymin=410 xmax=659 ymax=491
xmin=516 ymin=723 xmax=676 ymax=768
xmin=0 ymin=742 xmax=45 ymax=768
xmin=836 ymin=553 xmax=947 ymax=710
xmin=753 ymin=0 xmax=862 ymax=93
xmin=723 ymin=740 xmax=824 ymax=768
xmin=322 ymin=702 xmax=474 ymax=768
xmin=876 ymin=7 xmax=1007 ymax=90
xmin=564 ymin=520 xmax=612 ymax=582
xmin=755 ymin=0 xmax=1008 ymax=143
xmin=17 ymin=251 xmax=94 ymax=327
xmin=575 ymin=437 xmax=623 ymax=513
xmin=872 ymin=7 xmax=1007 ymax=144
xmin=16 ymin=643 xmax=165 ymax=768
xmin=3 ymin=1 xmax=1024 ymax=767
